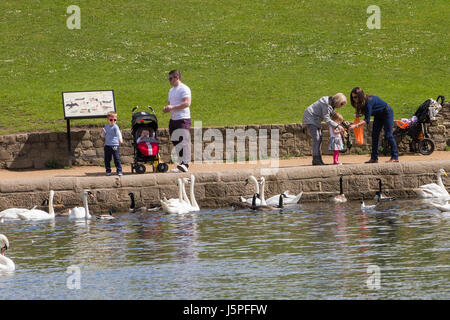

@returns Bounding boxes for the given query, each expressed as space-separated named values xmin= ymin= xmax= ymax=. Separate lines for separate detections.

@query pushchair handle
xmin=132 ymin=106 xmax=139 ymax=113
xmin=147 ymin=105 xmax=156 ymax=114
xmin=436 ymin=96 xmax=445 ymax=105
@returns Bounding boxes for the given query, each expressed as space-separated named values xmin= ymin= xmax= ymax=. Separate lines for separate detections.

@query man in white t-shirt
xmin=162 ymin=70 xmax=192 ymax=172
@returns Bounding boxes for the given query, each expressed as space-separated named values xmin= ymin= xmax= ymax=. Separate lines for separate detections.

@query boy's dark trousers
xmin=104 ymin=145 xmax=122 ymax=174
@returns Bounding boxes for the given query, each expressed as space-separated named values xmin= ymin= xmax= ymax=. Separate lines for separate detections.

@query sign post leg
xmin=67 ymin=119 xmax=72 ymax=168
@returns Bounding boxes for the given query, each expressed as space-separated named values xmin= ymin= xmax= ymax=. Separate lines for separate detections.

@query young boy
xmin=101 ymin=111 xmax=123 ymax=176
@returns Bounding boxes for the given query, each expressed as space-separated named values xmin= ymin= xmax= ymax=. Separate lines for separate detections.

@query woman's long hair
xmin=350 ymin=87 xmax=368 ymax=116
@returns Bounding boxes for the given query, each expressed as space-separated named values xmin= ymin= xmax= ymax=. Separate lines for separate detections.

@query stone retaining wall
xmin=1 ymin=161 xmax=449 ymax=213
xmin=0 ymin=115 xmax=448 ymax=170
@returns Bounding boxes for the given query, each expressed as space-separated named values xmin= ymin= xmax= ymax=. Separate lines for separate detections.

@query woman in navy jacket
xmin=349 ymin=87 xmax=399 ymax=163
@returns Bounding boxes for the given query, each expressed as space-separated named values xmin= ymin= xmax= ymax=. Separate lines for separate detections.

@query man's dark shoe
xmin=312 ymin=156 xmax=325 ymax=166
xmin=365 ymin=159 xmax=378 ymax=164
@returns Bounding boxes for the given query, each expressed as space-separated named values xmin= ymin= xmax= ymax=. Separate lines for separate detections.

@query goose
xmin=17 ymin=190 xmax=55 ymax=221
xmin=251 ymin=193 xmax=286 ymax=211
xmin=240 ymin=175 xmax=262 ymax=205
xmin=0 ymin=234 xmax=15 ymax=272
xmin=374 ymin=178 xmax=396 ymax=202
xmin=160 ymin=178 xmax=190 ymax=214
xmin=414 ymin=169 xmax=449 ymax=199
xmin=332 ymin=175 xmax=347 ymax=203
xmin=68 ymin=190 xmax=94 ymax=220
xmin=128 ymin=192 xmax=161 ymax=212
xmin=259 ymin=177 xmax=303 ymax=205
xmin=128 ymin=192 xmax=148 ymax=213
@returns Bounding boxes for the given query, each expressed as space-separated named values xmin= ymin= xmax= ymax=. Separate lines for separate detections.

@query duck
xmin=331 ymin=175 xmax=347 ymax=203
xmin=0 ymin=234 xmax=15 ymax=272
xmin=17 ymin=190 xmax=56 ymax=221
xmin=414 ymin=169 xmax=449 ymax=199
xmin=68 ymin=190 xmax=95 ymax=220
xmin=360 ymin=196 xmax=379 ymax=211
xmin=96 ymin=209 xmax=116 ymax=220
xmin=258 ymin=177 xmax=303 ymax=205
xmin=160 ymin=178 xmax=190 ymax=214
xmin=374 ymin=178 xmax=396 ymax=202
xmin=240 ymin=175 xmax=262 ymax=205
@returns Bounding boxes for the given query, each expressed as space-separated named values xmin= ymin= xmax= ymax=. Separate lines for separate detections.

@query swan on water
xmin=414 ymin=169 xmax=449 ymax=199
xmin=240 ymin=176 xmax=261 ymax=204
xmin=0 ymin=197 xmax=51 ymax=221
xmin=0 ymin=234 xmax=15 ymax=272
xmin=160 ymin=178 xmax=191 ymax=214
xmin=183 ymin=175 xmax=200 ymax=212
xmin=331 ymin=175 xmax=347 ymax=203
xmin=128 ymin=192 xmax=161 ymax=213
xmin=17 ymin=190 xmax=55 ymax=221
xmin=258 ymin=177 xmax=302 ymax=205
xmin=68 ymin=190 xmax=95 ymax=220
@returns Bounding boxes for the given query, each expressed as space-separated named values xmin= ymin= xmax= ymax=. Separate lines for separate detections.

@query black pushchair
xmin=131 ymin=106 xmax=168 ymax=174
xmin=381 ymin=96 xmax=445 ymax=156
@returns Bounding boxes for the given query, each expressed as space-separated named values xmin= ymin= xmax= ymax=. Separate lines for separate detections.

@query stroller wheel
xmin=157 ymin=162 xmax=168 ymax=173
xmin=136 ymin=164 xmax=146 ymax=174
xmin=418 ymin=138 xmax=435 ymax=155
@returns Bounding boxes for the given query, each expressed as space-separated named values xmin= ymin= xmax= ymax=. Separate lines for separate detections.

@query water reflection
xmin=0 ymin=199 xmax=449 ymax=299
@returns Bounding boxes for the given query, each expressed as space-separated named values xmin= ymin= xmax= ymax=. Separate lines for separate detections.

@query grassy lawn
xmin=0 ymin=0 xmax=448 ymax=135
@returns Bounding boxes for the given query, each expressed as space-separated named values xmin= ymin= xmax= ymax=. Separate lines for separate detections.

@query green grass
xmin=0 ymin=0 xmax=448 ymax=135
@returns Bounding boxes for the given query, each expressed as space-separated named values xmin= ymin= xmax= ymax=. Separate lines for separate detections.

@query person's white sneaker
xmin=177 ymin=164 xmax=188 ymax=172
xmin=170 ymin=168 xmax=181 ymax=173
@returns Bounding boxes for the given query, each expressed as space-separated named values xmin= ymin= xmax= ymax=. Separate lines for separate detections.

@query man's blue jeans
xmin=371 ymin=106 xmax=399 ymax=160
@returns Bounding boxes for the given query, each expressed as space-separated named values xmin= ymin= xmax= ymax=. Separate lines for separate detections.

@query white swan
xmin=240 ymin=175 xmax=262 ymax=205
xmin=259 ymin=177 xmax=303 ymax=205
xmin=0 ymin=234 xmax=15 ymax=272
xmin=332 ymin=175 xmax=347 ymax=203
xmin=17 ymin=190 xmax=55 ymax=221
xmin=430 ymin=200 xmax=450 ymax=212
xmin=0 ymin=198 xmax=50 ymax=221
xmin=69 ymin=190 xmax=94 ymax=220
xmin=160 ymin=178 xmax=190 ymax=214
xmin=414 ymin=169 xmax=449 ymax=198
xmin=183 ymin=175 xmax=200 ymax=212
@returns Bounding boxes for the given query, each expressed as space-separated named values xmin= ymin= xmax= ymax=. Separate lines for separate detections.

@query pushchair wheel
xmin=157 ymin=162 xmax=168 ymax=173
xmin=135 ymin=164 xmax=146 ymax=174
xmin=418 ymin=138 xmax=434 ymax=155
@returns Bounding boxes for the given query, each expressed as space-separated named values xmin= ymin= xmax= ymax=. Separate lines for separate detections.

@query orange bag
xmin=353 ymin=117 xmax=364 ymax=145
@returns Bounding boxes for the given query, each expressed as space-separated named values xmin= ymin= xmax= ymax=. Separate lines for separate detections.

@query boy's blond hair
xmin=332 ymin=112 xmax=344 ymax=123
xmin=107 ymin=111 xmax=117 ymax=118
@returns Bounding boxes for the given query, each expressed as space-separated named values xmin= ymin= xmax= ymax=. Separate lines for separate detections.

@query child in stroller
xmin=381 ymin=96 xmax=444 ymax=156
xmin=131 ymin=106 xmax=168 ymax=174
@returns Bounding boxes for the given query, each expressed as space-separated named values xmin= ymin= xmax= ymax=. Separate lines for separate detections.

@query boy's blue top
xmin=364 ymin=95 xmax=389 ymax=124
xmin=102 ymin=124 xmax=122 ymax=146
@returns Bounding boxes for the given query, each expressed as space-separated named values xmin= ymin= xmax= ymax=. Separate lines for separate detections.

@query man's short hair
xmin=169 ymin=70 xmax=182 ymax=80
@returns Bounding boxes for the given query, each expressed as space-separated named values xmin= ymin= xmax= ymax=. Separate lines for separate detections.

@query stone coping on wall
xmin=1 ymin=160 xmax=449 ymax=213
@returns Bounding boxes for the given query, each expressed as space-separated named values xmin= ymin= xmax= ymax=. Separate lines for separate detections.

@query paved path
xmin=0 ymin=152 xmax=449 ymax=180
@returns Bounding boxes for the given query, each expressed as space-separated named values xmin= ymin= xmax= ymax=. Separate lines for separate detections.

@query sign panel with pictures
xmin=62 ymin=90 xmax=116 ymax=119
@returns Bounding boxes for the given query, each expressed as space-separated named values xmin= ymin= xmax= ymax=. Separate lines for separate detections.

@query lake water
xmin=1 ymin=199 xmax=449 ymax=300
